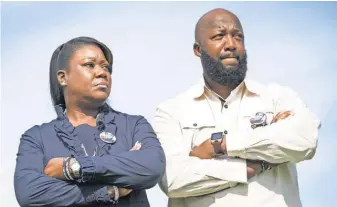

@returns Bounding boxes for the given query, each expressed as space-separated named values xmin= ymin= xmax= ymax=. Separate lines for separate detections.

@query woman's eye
xmin=84 ymin=62 xmax=95 ymax=68
xmin=102 ymin=65 xmax=109 ymax=70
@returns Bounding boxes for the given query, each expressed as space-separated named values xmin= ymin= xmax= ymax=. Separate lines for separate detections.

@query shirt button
xmin=224 ymin=130 xmax=228 ymax=135
xmin=224 ymin=104 xmax=228 ymax=109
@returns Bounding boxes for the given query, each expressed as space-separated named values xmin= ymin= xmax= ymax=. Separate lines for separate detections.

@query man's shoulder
xmin=245 ymin=79 xmax=297 ymax=97
xmin=156 ymin=82 xmax=201 ymax=112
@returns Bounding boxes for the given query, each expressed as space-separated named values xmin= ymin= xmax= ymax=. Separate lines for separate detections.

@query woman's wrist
xmin=107 ymin=186 xmax=119 ymax=203
xmin=107 ymin=186 xmax=115 ymax=198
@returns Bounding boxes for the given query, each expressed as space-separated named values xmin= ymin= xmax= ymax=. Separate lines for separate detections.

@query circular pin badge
xmin=99 ymin=132 xmax=116 ymax=144
xmin=250 ymin=112 xmax=267 ymax=125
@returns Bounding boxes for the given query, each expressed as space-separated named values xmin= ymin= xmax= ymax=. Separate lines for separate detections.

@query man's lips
xmin=221 ymin=56 xmax=238 ymax=60
xmin=221 ymin=57 xmax=239 ymax=65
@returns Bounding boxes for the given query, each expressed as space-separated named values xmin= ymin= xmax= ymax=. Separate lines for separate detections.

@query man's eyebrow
xmin=210 ymin=25 xmax=244 ymax=33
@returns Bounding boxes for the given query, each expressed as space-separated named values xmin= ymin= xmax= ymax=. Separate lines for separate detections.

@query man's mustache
xmin=219 ymin=51 xmax=240 ymax=60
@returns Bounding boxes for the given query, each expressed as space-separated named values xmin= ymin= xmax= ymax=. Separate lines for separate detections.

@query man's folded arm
xmin=153 ymin=106 xmax=247 ymax=198
xmin=226 ymin=85 xmax=320 ymax=164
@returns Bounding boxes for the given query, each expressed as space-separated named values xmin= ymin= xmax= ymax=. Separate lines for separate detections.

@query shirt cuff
xmin=86 ymin=186 xmax=114 ymax=204
xmin=195 ymin=158 xmax=248 ymax=184
xmin=76 ymin=156 xmax=96 ymax=182
xmin=226 ymin=132 xmax=247 ymax=158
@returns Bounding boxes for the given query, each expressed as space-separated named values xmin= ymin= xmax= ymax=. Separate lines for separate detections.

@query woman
xmin=14 ymin=37 xmax=166 ymax=207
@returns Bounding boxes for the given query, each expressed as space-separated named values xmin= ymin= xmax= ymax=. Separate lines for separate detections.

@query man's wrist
xmin=220 ymin=136 xmax=227 ymax=155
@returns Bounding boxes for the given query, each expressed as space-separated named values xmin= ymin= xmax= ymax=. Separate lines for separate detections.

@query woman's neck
xmin=65 ymin=105 xmax=99 ymax=127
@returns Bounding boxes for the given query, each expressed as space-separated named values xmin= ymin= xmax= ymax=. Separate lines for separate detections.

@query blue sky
xmin=1 ymin=2 xmax=337 ymax=207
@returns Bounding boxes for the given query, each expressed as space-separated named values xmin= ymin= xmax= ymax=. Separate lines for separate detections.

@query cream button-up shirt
xmin=153 ymin=78 xmax=320 ymax=207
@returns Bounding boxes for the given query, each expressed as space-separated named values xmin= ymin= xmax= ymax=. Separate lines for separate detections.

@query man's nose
xmin=224 ymin=35 xmax=236 ymax=51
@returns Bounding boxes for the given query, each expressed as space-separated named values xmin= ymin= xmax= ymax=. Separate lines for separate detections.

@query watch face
xmin=211 ymin=132 xmax=223 ymax=141
xmin=72 ymin=162 xmax=81 ymax=171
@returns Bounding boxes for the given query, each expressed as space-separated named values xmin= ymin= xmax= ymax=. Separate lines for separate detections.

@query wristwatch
xmin=69 ymin=158 xmax=81 ymax=179
xmin=107 ymin=186 xmax=119 ymax=204
xmin=211 ymin=132 xmax=224 ymax=156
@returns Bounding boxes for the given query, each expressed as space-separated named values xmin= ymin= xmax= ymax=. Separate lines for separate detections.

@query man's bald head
xmin=195 ymin=8 xmax=243 ymax=43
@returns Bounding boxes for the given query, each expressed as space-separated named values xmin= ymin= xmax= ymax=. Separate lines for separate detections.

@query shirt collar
xmin=189 ymin=77 xmax=263 ymax=99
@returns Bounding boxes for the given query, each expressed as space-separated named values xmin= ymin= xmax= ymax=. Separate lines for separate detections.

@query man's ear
xmin=57 ymin=70 xmax=68 ymax=87
xmin=193 ymin=42 xmax=201 ymax=57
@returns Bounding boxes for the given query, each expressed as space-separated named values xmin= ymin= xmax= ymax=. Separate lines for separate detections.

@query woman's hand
xmin=44 ymin=157 xmax=66 ymax=179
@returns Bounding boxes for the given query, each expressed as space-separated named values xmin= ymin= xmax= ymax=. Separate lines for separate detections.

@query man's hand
xmin=271 ymin=111 xmax=294 ymax=124
xmin=189 ymin=139 xmax=215 ymax=159
xmin=247 ymin=160 xmax=262 ymax=179
xmin=44 ymin=157 xmax=66 ymax=179
xmin=247 ymin=160 xmax=279 ymax=179
xmin=189 ymin=137 xmax=227 ymax=159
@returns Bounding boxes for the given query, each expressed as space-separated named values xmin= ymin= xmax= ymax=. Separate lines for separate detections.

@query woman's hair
xmin=49 ymin=36 xmax=113 ymax=108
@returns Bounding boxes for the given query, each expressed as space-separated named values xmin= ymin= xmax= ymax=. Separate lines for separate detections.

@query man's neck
xmin=203 ymin=75 xmax=238 ymax=101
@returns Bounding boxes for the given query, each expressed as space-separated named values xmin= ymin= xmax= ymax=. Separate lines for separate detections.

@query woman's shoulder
xmin=111 ymin=109 xmax=149 ymax=126
xmin=22 ymin=119 xmax=59 ymax=138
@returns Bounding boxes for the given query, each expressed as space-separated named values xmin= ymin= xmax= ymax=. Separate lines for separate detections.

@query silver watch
xmin=69 ymin=158 xmax=81 ymax=179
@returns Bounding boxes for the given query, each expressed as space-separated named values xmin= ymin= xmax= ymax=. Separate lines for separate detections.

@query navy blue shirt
xmin=14 ymin=104 xmax=166 ymax=207
xmin=76 ymin=125 xmax=98 ymax=157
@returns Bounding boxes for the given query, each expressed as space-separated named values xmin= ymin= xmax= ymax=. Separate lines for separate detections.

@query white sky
xmin=1 ymin=2 xmax=337 ymax=207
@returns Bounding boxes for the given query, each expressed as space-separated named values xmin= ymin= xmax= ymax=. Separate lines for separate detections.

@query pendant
xmin=99 ymin=132 xmax=116 ymax=144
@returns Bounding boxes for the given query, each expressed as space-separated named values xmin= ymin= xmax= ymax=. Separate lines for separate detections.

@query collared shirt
xmin=153 ymin=78 xmax=320 ymax=207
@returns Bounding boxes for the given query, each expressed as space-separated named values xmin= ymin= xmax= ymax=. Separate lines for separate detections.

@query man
xmin=153 ymin=8 xmax=320 ymax=207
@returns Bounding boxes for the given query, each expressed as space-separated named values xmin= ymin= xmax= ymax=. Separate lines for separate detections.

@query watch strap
xmin=211 ymin=141 xmax=223 ymax=155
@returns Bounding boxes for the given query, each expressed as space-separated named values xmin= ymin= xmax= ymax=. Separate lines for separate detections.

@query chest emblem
xmin=99 ymin=132 xmax=116 ymax=144
xmin=250 ymin=112 xmax=274 ymax=129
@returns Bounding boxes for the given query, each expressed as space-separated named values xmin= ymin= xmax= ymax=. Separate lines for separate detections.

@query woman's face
xmin=60 ymin=44 xmax=112 ymax=106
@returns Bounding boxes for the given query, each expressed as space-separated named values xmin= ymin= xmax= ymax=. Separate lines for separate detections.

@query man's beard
xmin=201 ymin=50 xmax=248 ymax=86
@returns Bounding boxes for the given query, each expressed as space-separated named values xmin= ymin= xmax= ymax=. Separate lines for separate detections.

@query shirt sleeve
xmin=14 ymin=126 xmax=114 ymax=207
xmin=75 ymin=116 xmax=166 ymax=190
xmin=226 ymin=85 xmax=320 ymax=164
xmin=152 ymin=106 xmax=248 ymax=198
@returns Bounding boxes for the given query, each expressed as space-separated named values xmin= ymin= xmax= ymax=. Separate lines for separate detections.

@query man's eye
xmin=212 ymin=34 xmax=224 ymax=40
xmin=235 ymin=34 xmax=244 ymax=40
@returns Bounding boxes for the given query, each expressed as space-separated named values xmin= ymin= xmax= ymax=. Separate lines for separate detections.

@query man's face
xmin=195 ymin=12 xmax=248 ymax=86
